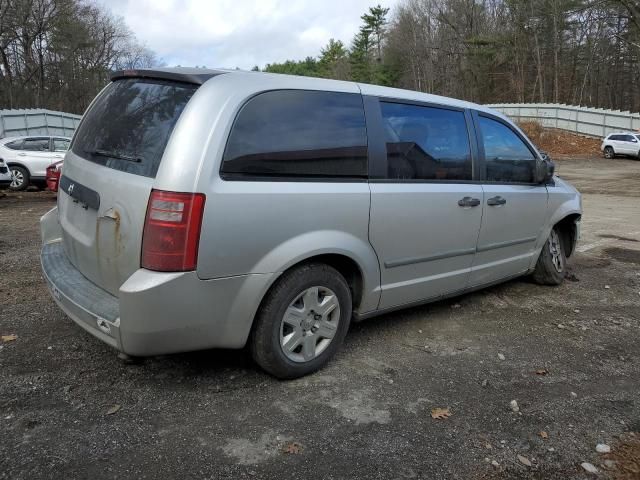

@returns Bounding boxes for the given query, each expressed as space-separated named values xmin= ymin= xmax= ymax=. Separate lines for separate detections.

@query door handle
xmin=17 ymin=152 xmax=26 ymax=156
xmin=487 ymin=196 xmax=507 ymax=206
xmin=458 ymin=196 xmax=481 ymax=207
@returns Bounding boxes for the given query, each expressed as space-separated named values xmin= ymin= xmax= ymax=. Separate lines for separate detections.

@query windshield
xmin=71 ymin=78 xmax=197 ymax=178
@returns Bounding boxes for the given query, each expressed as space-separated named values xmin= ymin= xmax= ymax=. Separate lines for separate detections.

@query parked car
xmin=601 ymin=132 xmax=640 ymax=159
xmin=40 ymin=68 xmax=582 ymax=379
xmin=0 ymin=135 xmax=70 ymax=191
xmin=46 ymin=160 xmax=63 ymax=192
xmin=0 ymin=158 xmax=11 ymax=190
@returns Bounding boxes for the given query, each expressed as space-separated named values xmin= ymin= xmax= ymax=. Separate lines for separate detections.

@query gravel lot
xmin=1 ymin=156 xmax=639 ymax=479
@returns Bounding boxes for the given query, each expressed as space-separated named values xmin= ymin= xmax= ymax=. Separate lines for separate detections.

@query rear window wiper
xmin=89 ymin=149 xmax=142 ymax=163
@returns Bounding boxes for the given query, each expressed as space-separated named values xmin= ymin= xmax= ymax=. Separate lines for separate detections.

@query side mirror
xmin=535 ymin=152 xmax=555 ymax=184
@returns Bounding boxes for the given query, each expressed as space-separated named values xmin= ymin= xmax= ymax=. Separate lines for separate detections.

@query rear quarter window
xmin=71 ymin=78 xmax=197 ymax=178
xmin=221 ymin=90 xmax=368 ymax=180
xmin=4 ymin=140 xmax=23 ymax=150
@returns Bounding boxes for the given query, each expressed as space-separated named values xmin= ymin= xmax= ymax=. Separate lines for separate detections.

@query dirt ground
xmin=519 ymin=122 xmax=603 ymax=158
xmin=1 ymin=155 xmax=639 ymax=480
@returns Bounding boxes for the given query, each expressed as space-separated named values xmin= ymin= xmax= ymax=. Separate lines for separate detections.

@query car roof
xmin=0 ymin=135 xmax=70 ymax=143
xmin=114 ymin=67 xmax=504 ymax=119
xmin=607 ymin=132 xmax=638 ymax=136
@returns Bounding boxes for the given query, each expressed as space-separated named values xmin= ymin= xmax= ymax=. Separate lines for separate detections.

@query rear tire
xmin=250 ymin=263 xmax=352 ymax=379
xmin=532 ymin=228 xmax=566 ymax=286
xmin=9 ymin=166 xmax=29 ymax=191
xmin=603 ymin=146 xmax=615 ymax=159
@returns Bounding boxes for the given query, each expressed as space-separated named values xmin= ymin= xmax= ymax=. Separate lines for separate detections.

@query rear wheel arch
xmin=6 ymin=161 xmax=33 ymax=174
xmin=298 ymin=253 xmax=364 ymax=310
xmin=255 ymin=253 xmax=365 ymax=317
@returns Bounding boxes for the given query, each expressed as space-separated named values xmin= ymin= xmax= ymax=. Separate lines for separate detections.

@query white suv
xmin=0 ymin=136 xmax=71 ymax=190
xmin=601 ymin=132 xmax=640 ymax=159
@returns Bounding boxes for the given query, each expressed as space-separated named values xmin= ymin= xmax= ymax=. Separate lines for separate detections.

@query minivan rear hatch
xmin=58 ymin=73 xmax=203 ymax=296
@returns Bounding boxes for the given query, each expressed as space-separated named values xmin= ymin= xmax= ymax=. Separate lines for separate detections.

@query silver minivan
xmin=41 ymin=68 xmax=581 ymax=378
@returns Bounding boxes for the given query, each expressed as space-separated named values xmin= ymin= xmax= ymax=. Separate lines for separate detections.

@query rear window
xmin=71 ymin=78 xmax=197 ymax=178
xmin=221 ymin=90 xmax=368 ymax=180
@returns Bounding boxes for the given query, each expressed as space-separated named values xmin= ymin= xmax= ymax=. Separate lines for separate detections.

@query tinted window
xmin=5 ymin=140 xmax=23 ymax=150
xmin=609 ymin=135 xmax=623 ymax=141
xmin=381 ymin=102 xmax=471 ymax=180
xmin=22 ymin=137 xmax=50 ymax=152
xmin=72 ymin=78 xmax=197 ymax=178
xmin=221 ymin=90 xmax=367 ymax=179
xmin=479 ymin=116 xmax=535 ymax=183
xmin=623 ymin=135 xmax=636 ymax=142
xmin=53 ymin=138 xmax=70 ymax=152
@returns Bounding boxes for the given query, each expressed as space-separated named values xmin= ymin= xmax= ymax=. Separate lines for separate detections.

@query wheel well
xmin=293 ymin=254 xmax=364 ymax=310
xmin=555 ymin=214 xmax=581 ymax=258
xmin=6 ymin=162 xmax=29 ymax=172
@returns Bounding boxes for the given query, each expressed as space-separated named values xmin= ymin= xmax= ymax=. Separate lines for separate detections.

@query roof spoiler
xmin=110 ymin=69 xmax=224 ymax=86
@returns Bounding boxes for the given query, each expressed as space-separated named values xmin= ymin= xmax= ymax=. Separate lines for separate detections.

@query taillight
xmin=141 ymin=190 xmax=206 ymax=272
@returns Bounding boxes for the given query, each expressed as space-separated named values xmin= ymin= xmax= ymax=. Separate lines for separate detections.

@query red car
xmin=46 ymin=160 xmax=63 ymax=192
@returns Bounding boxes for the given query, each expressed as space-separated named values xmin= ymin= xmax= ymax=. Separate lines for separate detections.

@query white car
xmin=0 ymin=158 xmax=11 ymax=190
xmin=601 ymin=132 xmax=640 ymax=159
xmin=0 ymin=136 xmax=71 ymax=191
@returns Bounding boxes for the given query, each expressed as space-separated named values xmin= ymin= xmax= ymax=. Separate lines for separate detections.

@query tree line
xmin=1 ymin=0 xmax=638 ymax=115
xmin=263 ymin=1 xmax=640 ymax=112
xmin=0 ymin=0 xmax=158 ymax=114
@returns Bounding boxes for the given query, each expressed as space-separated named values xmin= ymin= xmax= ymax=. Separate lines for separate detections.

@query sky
xmin=97 ymin=0 xmax=399 ymax=70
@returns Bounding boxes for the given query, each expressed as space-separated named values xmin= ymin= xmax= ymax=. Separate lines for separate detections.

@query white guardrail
xmin=487 ymin=103 xmax=640 ymax=138
xmin=0 ymin=108 xmax=81 ymax=138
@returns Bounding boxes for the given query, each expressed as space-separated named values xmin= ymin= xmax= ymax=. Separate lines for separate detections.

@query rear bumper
xmin=40 ymin=208 xmax=278 ymax=356
xmin=41 ymin=241 xmax=122 ymax=350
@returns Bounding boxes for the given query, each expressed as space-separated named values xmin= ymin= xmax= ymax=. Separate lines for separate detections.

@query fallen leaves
xmin=431 ymin=407 xmax=452 ymax=420
xmin=517 ymin=454 xmax=532 ymax=467
xmin=580 ymin=462 xmax=598 ymax=474
xmin=281 ymin=442 xmax=303 ymax=455
xmin=105 ymin=404 xmax=121 ymax=415
xmin=1 ymin=334 xmax=18 ymax=342
xmin=535 ymin=368 xmax=549 ymax=376
xmin=539 ymin=431 xmax=549 ymax=439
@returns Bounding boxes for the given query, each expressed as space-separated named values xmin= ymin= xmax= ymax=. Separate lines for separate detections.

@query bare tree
xmin=0 ymin=0 xmax=160 ymax=113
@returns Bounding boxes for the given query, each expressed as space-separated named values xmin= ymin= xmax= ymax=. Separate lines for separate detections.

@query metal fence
xmin=0 ymin=108 xmax=81 ymax=138
xmin=487 ymin=103 xmax=640 ymax=138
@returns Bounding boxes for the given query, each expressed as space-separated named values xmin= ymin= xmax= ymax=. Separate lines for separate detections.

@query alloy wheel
xmin=10 ymin=168 xmax=24 ymax=189
xmin=279 ymin=286 xmax=340 ymax=363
